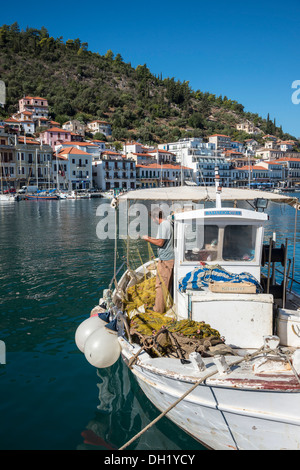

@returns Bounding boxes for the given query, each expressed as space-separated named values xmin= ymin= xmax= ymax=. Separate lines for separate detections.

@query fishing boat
xmin=25 ymin=189 xmax=59 ymax=200
xmin=76 ymin=170 xmax=300 ymax=450
xmin=0 ymin=193 xmax=15 ymax=202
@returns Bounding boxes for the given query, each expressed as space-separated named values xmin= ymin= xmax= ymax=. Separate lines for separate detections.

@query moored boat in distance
xmin=76 ymin=175 xmax=300 ymax=450
xmin=0 ymin=193 xmax=16 ymax=202
xmin=25 ymin=189 xmax=59 ymax=200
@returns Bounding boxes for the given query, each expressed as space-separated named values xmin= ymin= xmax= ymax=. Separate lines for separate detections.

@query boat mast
xmin=215 ymin=166 xmax=222 ymax=208
xmin=35 ymin=148 xmax=38 ymax=189
xmin=0 ymin=151 xmax=2 ymax=193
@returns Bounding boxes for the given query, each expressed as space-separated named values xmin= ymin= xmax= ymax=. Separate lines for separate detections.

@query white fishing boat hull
xmin=120 ymin=338 xmax=300 ymax=450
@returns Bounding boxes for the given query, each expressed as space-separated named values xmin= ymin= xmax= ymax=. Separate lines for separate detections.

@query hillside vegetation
xmin=0 ymin=23 xmax=296 ymax=144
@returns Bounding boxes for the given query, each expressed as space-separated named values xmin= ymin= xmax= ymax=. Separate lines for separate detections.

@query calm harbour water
xmin=1 ymin=195 xmax=300 ymax=451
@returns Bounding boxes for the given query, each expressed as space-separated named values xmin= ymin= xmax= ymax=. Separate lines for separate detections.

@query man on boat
xmin=142 ymin=208 xmax=174 ymax=314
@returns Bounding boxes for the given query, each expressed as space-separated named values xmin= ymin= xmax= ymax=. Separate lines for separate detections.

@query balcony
xmin=75 ymin=174 xmax=89 ymax=179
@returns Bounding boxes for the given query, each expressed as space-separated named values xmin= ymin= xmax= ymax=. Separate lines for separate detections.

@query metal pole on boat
xmin=290 ymin=206 xmax=298 ymax=291
xmin=36 ymin=148 xmax=38 ymax=189
xmin=267 ymin=237 xmax=272 ymax=294
xmin=282 ymin=238 xmax=288 ymax=309
xmin=215 ymin=166 xmax=221 ymax=208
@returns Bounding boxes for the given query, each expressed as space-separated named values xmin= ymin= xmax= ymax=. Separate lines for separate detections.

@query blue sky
xmin=2 ymin=0 xmax=300 ymax=137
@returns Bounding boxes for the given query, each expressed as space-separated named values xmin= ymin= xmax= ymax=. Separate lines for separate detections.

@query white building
xmin=255 ymin=148 xmax=285 ymax=160
xmin=54 ymin=146 xmax=93 ymax=190
xmin=87 ymin=120 xmax=112 ymax=137
xmin=159 ymin=137 xmax=215 ymax=163
xmin=136 ymin=163 xmax=193 ymax=188
xmin=157 ymin=137 xmax=231 ymax=186
xmin=209 ymin=134 xmax=232 ymax=151
xmin=15 ymin=138 xmax=53 ymax=190
xmin=92 ymin=151 xmax=136 ymax=191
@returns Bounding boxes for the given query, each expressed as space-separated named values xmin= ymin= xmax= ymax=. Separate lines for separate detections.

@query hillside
xmin=0 ymin=23 xmax=297 ymax=144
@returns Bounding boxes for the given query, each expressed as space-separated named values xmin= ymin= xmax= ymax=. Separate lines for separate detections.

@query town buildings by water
xmin=1 ymin=95 xmax=300 ymax=193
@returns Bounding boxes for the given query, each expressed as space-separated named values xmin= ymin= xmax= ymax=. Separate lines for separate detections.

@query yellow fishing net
xmin=123 ymin=276 xmax=221 ymax=343
xmin=124 ymin=276 xmax=157 ymax=314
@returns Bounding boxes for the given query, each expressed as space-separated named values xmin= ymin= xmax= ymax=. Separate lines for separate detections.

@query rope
xmin=290 ymin=206 xmax=298 ymax=291
xmin=118 ymin=346 xmax=268 ymax=450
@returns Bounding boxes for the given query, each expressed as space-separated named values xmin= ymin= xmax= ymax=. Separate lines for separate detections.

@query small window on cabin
xmin=223 ymin=225 xmax=256 ymax=261
xmin=184 ymin=223 xmax=219 ymax=262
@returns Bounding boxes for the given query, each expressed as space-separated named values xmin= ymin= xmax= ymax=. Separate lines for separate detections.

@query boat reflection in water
xmin=78 ymin=359 xmax=202 ymax=450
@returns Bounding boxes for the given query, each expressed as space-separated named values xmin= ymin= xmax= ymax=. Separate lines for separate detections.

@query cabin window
xmin=184 ymin=223 xmax=219 ymax=262
xmin=223 ymin=225 xmax=256 ymax=261
xmin=182 ymin=222 xmax=257 ymax=263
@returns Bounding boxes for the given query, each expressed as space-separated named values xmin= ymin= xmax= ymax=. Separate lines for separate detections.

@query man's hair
xmin=150 ymin=207 xmax=165 ymax=220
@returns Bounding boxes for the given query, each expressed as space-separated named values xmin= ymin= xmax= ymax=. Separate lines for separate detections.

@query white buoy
xmin=84 ymin=327 xmax=121 ymax=368
xmin=75 ymin=316 xmax=107 ymax=353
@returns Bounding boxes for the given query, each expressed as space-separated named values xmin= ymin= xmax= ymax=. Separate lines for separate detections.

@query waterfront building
xmin=128 ymin=152 xmax=155 ymax=165
xmin=40 ymin=127 xmax=72 ymax=149
xmin=15 ymin=138 xmax=53 ymax=190
xmin=231 ymin=164 xmax=270 ymax=188
xmin=0 ymin=127 xmax=16 ymax=191
xmin=270 ymin=157 xmax=300 ymax=187
xmin=54 ymin=146 xmax=93 ymax=190
xmin=147 ymin=149 xmax=176 ymax=164
xmin=18 ymin=96 xmax=49 ymax=120
xmin=208 ymin=134 xmax=232 ymax=151
xmin=196 ymin=156 xmax=231 ymax=187
xmin=157 ymin=138 xmax=230 ymax=186
xmin=136 ymin=163 xmax=193 ymax=188
xmin=230 ymin=156 xmax=257 ymax=168
xmin=87 ymin=120 xmax=112 ymax=137
xmin=160 ymin=137 xmax=215 ymax=162
xmin=92 ymin=151 xmax=136 ymax=191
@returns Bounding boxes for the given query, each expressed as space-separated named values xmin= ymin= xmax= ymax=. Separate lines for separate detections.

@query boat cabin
xmin=173 ymin=207 xmax=268 ymax=296
xmin=172 ymin=207 xmax=274 ymax=348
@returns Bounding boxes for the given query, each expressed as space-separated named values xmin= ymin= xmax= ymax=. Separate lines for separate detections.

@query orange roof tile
xmin=136 ymin=163 xmax=192 ymax=170
xmin=58 ymin=147 xmax=91 ymax=156
xmin=43 ymin=127 xmax=71 ymax=133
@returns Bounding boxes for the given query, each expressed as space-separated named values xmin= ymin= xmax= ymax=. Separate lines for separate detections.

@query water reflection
xmin=78 ymin=359 xmax=203 ymax=451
